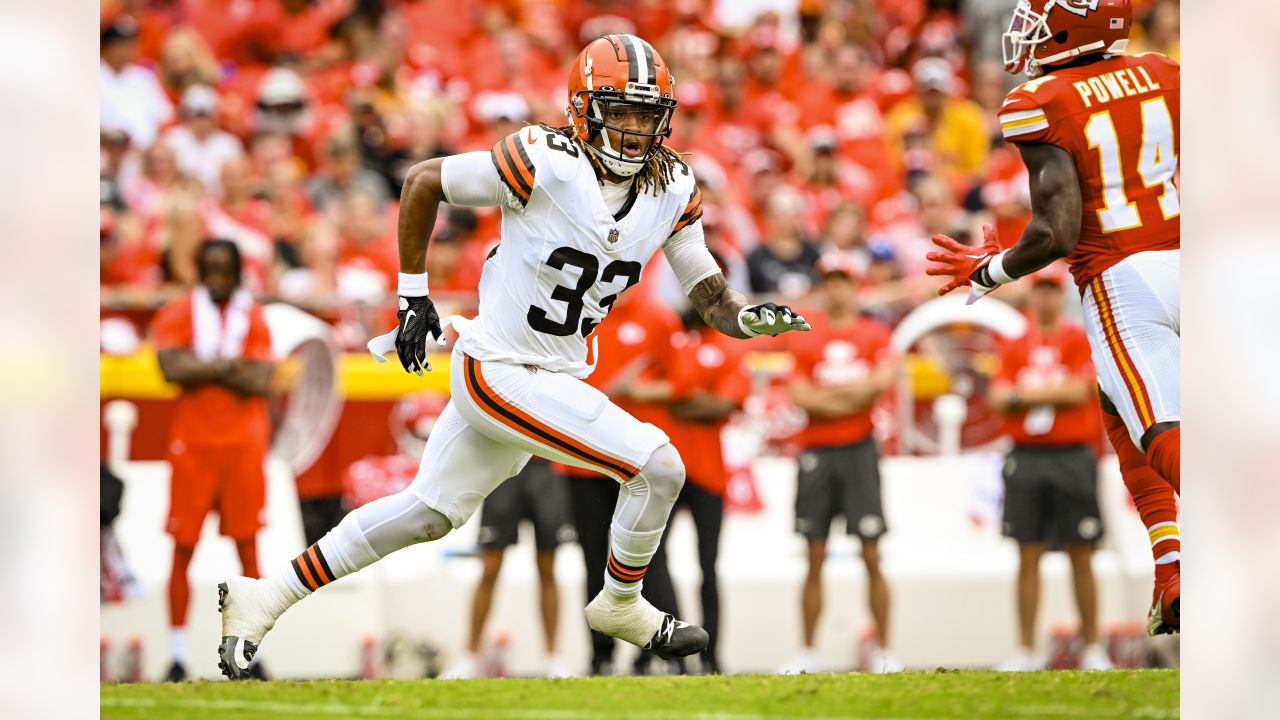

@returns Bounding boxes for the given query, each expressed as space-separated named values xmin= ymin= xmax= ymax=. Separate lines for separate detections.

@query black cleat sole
xmin=216 ymin=582 xmax=258 ymax=680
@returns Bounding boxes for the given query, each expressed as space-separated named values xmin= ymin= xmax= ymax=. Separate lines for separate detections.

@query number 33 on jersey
xmin=457 ymin=127 xmax=704 ymax=378
xmin=998 ymin=52 xmax=1179 ymax=291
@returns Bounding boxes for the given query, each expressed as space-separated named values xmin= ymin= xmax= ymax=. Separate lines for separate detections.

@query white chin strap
xmin=588 ymin=131 xmax=646 ymax=177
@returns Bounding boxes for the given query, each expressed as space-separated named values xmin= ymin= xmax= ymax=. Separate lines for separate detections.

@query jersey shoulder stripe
xmin=671 ymin=185 xmax=702 ymax=235
xmin=491 ymin=132 xmax=536 ymax=206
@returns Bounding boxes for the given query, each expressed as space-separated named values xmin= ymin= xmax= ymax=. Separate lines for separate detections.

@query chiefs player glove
xmin=925 ymin=224 xmax=1015 ymax=304
xmin=737 ymin=302 xmax=811 ymax=337
xmin=393 ymin=273 xmax=445 ymax=375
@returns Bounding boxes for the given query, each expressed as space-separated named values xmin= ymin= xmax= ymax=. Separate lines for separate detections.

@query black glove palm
xmin=395 ymin=295 xmax=443 ymax=375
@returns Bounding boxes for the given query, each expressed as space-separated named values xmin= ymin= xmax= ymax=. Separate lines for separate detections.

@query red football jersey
xmin=151 ymin=292 xmax=273 ymax=448
xmin=790 ymin=313 xmax=895 ymax=449
xmin=998 ymin=53 xmax=1180 ymax=291
xmin=994 ymin=319 xmax=1100 ymax=447
xmin=667 ymin=327 xmax=752 ymax=495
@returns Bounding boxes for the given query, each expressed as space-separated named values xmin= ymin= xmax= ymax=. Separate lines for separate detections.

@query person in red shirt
xmin=654 ymin=308 xmax=752 ymax=675
xmin=782 ymin=253 xmax=901 ymax=674
xmin=557 ymin=287 xmax=685 ymax=676
xmin=988 ymin=269 xmax=1110 ymax=671
xmin=151 ymin=239 xmax=275 ymax=681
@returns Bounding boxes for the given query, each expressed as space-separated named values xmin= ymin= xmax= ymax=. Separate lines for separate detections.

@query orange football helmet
xmin=1003 ymin=0 xmax=1132 ymax=78
xmin=566 ymin=34 xmax=677 ymax=177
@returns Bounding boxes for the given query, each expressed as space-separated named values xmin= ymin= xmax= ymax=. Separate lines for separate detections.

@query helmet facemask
xmin=1003 ymin=0 xmax=1056 ymax=77
xmin=574 ymin=84 xmax=675 ymax=178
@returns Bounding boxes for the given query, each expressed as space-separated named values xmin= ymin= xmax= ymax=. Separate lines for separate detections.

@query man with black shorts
xmin=990 ymin=269 xmax=1111 ymax=671
xmin=781 ymin=254 xmax=901 ymax=674
xmin=441 ymin=459 xmax=576 ymax=678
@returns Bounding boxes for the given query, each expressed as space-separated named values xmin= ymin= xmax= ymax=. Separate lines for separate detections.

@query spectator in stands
xmin=885 ymin=57 xmax=988 ymax=192
xmin=164 ymin=85 xmax=245 ymax=196
xmin=781 ymin=254 xmax=902 ymax=675
xmin=390 ymin=97 xmax=453 ymax=196
xmin=254 ymin=67 xmax=318 ymax=171
xmin=440 ymin=460 xmax=577 ymax=679
xmin=1131 ymin=0 xmax=1180 ymax=60
xmin=746 ymin=187 xmax=822 ymax=297
xmin=151 ymin=239 xmax=275 ymax=681
xmin=124 ymin=142 xmax=186 ymax=221
xmin=990 ymin=270 xmax=1112 ymax=672
xmin=308 ymin=126 xmax=392 ymax=217
xmin=101 ymin=16 xmax=173 ymax=151
xmin=157 ymin=27 xmax=220 ymax=103
xmin=331 ymin=188 xmax=397 ymax=303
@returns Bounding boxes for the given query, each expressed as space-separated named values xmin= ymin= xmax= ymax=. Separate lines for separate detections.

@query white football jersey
xmin=453 ymin=127 xmax=705 ymax=378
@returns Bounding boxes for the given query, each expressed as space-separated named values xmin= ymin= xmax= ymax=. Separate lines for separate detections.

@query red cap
xmin=1029 ymin=265 xmax=1067 ymax=287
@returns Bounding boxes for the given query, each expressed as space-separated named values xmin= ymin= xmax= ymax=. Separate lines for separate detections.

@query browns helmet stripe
xmin=638 ymin=37 xmax=656 ymax=84
xmin=620 ymin=34 xmax=640 ymax=84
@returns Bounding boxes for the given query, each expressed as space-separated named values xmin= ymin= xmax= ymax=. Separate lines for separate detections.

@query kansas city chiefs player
xmin=924 ymin=0 xmax=1180 ymax=635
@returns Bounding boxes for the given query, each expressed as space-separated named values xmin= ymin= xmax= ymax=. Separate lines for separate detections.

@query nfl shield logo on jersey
xmin=607 ymin=227 xmax=620 ymax=244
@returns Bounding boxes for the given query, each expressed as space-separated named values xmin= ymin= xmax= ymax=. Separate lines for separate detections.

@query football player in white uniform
xmin=217 ymin=34 xmax=810 ymax=678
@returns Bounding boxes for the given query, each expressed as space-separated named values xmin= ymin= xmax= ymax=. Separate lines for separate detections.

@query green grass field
xmin=101 ymin=670 xmax=1178 ymax=720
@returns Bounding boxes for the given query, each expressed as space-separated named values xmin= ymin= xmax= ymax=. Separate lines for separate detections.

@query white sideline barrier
xmin=100 ymin=454 xmax=1155 ymax=680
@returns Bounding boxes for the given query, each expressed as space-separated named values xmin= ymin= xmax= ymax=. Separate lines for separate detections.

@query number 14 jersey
xmin=453 ymin=127 xmax=705 ymax=378
xmin=998 ymin=53 xmax=1180 ymax=292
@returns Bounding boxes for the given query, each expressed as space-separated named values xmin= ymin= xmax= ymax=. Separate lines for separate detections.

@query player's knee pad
xmin=409 ymin=501 xmax=454 ymax=543
xmin=637 ymin=443 xmax=685 ymax=504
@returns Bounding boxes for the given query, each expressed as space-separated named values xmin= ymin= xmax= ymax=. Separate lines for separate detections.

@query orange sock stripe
xmin=462 ymin=355 xmax=639 ymax=481
xmin=291 ymin=555 xmax=319 ymax=591
xmin=1090 ymin=277 xmax=1155 ymax=428
xmin=608 ymin=553 xmax=647 ymax=582
xmin=306 ymin=546 xmax=333 ymax=585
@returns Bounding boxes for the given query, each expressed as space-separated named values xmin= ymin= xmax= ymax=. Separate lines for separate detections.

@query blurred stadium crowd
xmin=100 ymin=0 xmax=1180 ymax=340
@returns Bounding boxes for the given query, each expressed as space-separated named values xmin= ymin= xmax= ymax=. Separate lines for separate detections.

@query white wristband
xmin=987 ymin=250 xmax=1017 ymax=285
xmin=397 ymin=272 xmax=429 ymax=297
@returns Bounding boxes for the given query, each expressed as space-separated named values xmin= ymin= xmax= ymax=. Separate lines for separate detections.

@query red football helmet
xmin=389 ymin=392 xmax=448 ymax=458
xmin=1003 ymin=0 xmax=1132 ymax=78
xmin=566 ymin=34 xmax=677 ymax=177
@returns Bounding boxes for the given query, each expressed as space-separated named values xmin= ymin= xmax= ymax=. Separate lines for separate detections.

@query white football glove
xmin=737 ymin=302 xmax=811 ymax=337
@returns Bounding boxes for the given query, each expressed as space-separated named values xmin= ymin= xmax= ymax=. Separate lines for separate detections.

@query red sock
xmin=236 ymin=539 xmax=260 ymax=579
xmin=168 ymin=546 xmax=194 ymax=628
xmin=1145 ymin=427 xmax=1180 ymax=495
xmin=1104 ymin=412 xmax=1179 ymax=582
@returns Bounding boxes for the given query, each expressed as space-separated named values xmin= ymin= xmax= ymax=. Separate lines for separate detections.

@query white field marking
xmin=100 ymin=696 xmax=1176 ymax=720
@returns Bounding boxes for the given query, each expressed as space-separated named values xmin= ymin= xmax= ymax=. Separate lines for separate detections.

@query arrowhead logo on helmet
xmin=1059 ymin=0 xmax=1101 ymax=17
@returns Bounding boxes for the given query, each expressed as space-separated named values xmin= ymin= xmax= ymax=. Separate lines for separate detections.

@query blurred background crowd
xmin=100 ymin=0 xmax=1180 ymax=338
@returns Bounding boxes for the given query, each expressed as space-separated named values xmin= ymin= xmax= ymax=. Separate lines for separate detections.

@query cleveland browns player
xmin=924 ymin=0 xmax=1181 ymax=635
xmin=215 ymin=34 xmax=810 ymax=678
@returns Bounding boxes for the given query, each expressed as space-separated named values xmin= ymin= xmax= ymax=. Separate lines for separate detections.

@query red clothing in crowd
xmin=668 ymin=326 xmax=751 ymax=495
xmin=790 ymin=311 xmax=895 ymax=449
xmin=994 ymin=318 xmax=1100 ymax=447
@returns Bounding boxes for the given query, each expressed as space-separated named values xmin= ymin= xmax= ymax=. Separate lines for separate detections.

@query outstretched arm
xmin=688 ymin=273 xmax=753 ymax=339
xmin=1001 ymin=142 xmax=1083 ymax=278
xmin=925 ymin=142 xmax=1081 ymax=300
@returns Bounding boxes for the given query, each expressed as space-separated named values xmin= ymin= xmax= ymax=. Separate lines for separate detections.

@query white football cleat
xmin=584 ymin=591 xmax=708 ymax=660
xmin=1079 ymin=644 xmax=1115 ymax=671
xmin=776 ymin=648 xmax=822 ymax=675
xmin=217 ymin=576 xmax=293 ymax=680
xmin=439 ymin=653 xmax=479 ymax=680
xmin=543 ymin=655 xmax=576 ymax=679
xmin=996 ymin=647 xmax=1046 ymax=672
xmin=869 ymin=649 xmax=905 ymax=674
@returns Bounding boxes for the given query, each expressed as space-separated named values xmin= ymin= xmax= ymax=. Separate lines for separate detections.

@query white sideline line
xmin=100 ymin=696 xmax=1176 ymax=720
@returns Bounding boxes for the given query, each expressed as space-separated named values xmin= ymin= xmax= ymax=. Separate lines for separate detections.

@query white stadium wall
xmin=101 ymin=450 xmax=1160 ymax=681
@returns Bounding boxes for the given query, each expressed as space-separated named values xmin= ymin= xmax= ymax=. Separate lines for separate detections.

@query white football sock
xmin=169 ymin=627 xmax=187 ymax=664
